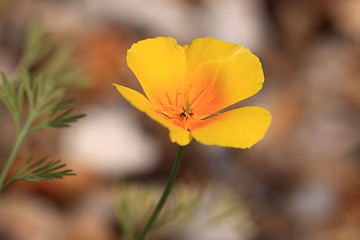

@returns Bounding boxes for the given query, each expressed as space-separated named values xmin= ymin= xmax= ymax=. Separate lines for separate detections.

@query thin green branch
xmin=0 ymin=113 xmax=34 ymax=190
xmin=0 ymin=22 xmax=84 ymax=191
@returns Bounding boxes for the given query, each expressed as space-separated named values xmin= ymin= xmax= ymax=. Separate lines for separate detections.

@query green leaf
xmin=48 ymin=99 xmax=86 ymax=128
xmin=20 ymin=22 xmax=52 ymax=69
xmin=0 ymin=72 xmax=23 ymax=128
xmin=4 ymin=156 xmax=76 ymax=186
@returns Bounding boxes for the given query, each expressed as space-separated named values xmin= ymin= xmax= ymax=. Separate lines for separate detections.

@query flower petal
xmin=184 ymin=38 xmax=264 ymax=111
xmin=191 ymin=107 xmax=271 ymax=148
xmin=127 ymin=37 xmax=186 ymax=107
xmin=114 ymin=84 xmax=192 ymax=146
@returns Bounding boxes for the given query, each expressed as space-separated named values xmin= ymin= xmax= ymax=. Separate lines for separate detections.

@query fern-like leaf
xmin=5 ymin=156 xmax=76 ymax=186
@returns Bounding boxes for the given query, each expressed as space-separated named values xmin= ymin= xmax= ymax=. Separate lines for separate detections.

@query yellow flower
xmin=114 ymin=37 xmax=271 ymax=148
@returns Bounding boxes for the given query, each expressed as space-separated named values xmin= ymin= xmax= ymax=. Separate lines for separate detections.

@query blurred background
xmin=1 ymin=0 xmax=360 ymax=239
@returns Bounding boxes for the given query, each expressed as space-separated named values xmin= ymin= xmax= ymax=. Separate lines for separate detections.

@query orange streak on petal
xmin=186 ymin=69 xmax=225 ymax=118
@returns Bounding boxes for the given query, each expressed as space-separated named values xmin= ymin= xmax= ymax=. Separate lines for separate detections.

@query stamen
xmin=160 ymin=111 xmax=172 ymax=119
xmin=185 ymin=103 xmax=191 ymax=115
xmin=158 ymin=100 xmax=195 ymax=131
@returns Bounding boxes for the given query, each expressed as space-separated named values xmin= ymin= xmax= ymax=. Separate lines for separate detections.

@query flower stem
xmin=137 ymin=145 xmax=185 ymax=240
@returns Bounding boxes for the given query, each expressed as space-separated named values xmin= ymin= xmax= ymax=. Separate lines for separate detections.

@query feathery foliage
xmin=0 ymin=22 xmax=85 ymax=191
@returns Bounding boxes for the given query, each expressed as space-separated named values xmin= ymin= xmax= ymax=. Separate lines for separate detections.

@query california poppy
xmin=114 ymin=37 xmax=271 ymax=148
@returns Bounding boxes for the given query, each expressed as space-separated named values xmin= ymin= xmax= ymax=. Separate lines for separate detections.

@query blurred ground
xmin=1 ymin=0 xmax=360 ymax=239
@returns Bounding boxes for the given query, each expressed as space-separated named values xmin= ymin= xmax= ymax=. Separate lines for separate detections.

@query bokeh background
xmin=1 ymin=0 xmax=360 ymax=239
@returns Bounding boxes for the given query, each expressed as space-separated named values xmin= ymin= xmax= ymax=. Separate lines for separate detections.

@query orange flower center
xmin=156 ymin=97 xmax=195 ymax=131
xmin=155 ymin=88 xmax=222 ymax=132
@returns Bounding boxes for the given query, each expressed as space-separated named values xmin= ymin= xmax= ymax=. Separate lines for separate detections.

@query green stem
xmin=0 ymin=114 xmax=34 ymax=190
xmin=137 ymin=145 xmax=185 ymax=240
